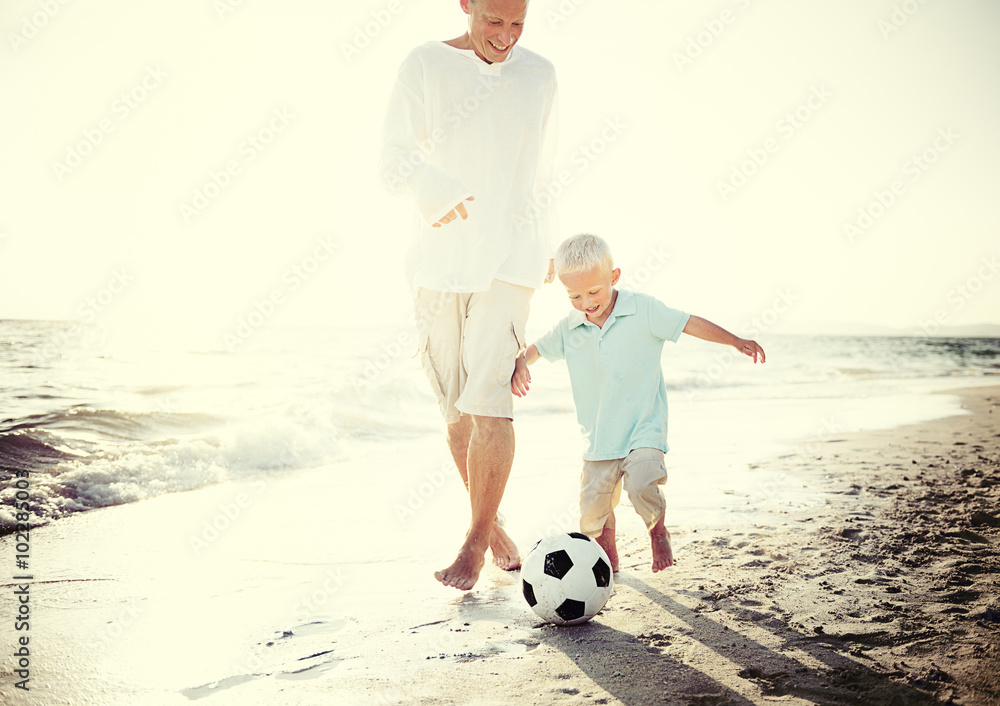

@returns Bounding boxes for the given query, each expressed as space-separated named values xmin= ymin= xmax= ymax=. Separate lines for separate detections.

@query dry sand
xmin=1 ymin=385 xmax=997 ymax=705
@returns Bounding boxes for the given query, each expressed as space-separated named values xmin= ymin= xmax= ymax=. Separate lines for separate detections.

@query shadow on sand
xmin=524 ymin=572 xmax=937 ymax=705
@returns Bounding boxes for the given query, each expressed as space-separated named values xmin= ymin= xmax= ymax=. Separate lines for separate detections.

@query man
xmin=379 ymin=0 xmax=557 ymax=591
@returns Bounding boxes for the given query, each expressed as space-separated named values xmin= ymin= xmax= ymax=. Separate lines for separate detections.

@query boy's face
xmin=559 ymin=265 xmax=621 ymax=324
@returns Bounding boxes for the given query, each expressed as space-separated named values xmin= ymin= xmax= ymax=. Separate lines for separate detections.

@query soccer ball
xmin=521 ymin=532 xmax=613 ymax=626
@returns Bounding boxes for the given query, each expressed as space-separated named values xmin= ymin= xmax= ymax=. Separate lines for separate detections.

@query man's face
xmin=461 ymin=0 xmax=528 ymax=64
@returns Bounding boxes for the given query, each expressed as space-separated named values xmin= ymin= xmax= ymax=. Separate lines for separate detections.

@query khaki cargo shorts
xmin=414 ymin=279 xmax=532 ymax=424
xmin=579 ymin=448 xmax=668 ymax=537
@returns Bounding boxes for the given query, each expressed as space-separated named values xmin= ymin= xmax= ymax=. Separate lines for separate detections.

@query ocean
xmin=2 ymin=318 xmax=998 ymax=535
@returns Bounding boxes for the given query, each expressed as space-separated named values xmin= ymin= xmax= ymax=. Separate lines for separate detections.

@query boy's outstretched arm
xmin=511 ymin=344 xmax=541 ymax=397
xmin=683 ymin=315 xmax=766 ymax=363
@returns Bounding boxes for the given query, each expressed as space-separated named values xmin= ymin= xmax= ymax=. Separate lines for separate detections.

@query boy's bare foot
xmin=434 ymin=537 xmax=487 ymax=591
xmin=596 ymin=526 xmax=619 ymax=572
xmin=650 ymin=518 xmax=673 ymax=572
xmin=490 ymin=520 xmax=521 ymax=570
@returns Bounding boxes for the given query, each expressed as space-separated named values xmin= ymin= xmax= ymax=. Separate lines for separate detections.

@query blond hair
xmin=554 ymin=234 xmax=614 ymax=276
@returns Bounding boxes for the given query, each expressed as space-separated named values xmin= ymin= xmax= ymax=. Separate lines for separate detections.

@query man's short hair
xmin=466 ymin=0 xmax=531 ymax=5
xmin=555 ymin=234 xmax=614 ymax=276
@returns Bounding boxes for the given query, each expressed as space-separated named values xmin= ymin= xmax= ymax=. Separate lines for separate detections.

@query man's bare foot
xmin=650 ymin=518 xmax=673 ymax=572
xmin=434 ymin=538 xmax=487 ymax=591
xmin=596 ymin=526 xmax=619 ymax=572
xmin=489 ymin=520 xmax=521 ymax=570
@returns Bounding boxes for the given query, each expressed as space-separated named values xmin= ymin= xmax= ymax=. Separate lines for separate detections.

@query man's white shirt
xmin=380 ymin=41 xmax=558 ymax=293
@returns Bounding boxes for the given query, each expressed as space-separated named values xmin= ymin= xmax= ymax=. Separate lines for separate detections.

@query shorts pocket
xmin=417 ymin=328 xmax=449 ymax=412
xmin=496 ymin=322 xmax=523 ymax=387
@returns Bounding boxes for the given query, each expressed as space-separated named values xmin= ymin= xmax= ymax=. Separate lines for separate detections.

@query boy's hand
xmin=735 ymin=338 xmax=766 ymax=364
xmin=511 ymin=356 xmax=532 ymax=397
xmin=544 ymin=259 xmax=555 ymax=284
xmin=683 ymin=316 xmax=766 ymax=364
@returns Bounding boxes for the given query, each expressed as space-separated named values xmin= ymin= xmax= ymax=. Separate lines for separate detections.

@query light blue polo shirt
xmin=534 ymin=289 xmax=689 ymax=461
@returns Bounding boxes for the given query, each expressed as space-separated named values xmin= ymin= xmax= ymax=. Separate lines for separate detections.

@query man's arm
xmin=378 ymin=53 xmax=474 ymax=227
xmin=683 ymin=315 xmax=766 ymax=363
xmin=538 ymin=74 xmax=558 ymax=283
xmin=544 ymin=259 xmax=555 ymax=284
xmin=511 ymin=344 xmax=542 ymax=397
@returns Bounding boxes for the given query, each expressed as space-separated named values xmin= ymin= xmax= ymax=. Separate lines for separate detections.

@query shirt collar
xmin=439 ymin=41 xmax=518 ymax=74
xmin=567 ymin=289 xmax=636 ymax=329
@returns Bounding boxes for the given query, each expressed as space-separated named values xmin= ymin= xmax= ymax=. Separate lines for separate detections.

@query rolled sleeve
xmin=378 ymin=53 xmax=473 ymax=226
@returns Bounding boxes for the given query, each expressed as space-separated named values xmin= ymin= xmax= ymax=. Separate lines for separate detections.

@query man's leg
xmin=445 ymin=416 xmax=520 ymax=570
xmin=434 ymin=279 xmax=531 ymax=590
xmin=435 ymin=415 xmax=515 ymax=590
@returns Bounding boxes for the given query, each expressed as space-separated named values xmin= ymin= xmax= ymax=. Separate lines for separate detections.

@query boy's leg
xmin=580 ymin=459 xmax=624 ymax=571
xmin=621 ymin=448 xmax=673 ymax=571
xmin=648 ymin=515 xmax=672 ymax=572
xmin=597 ymin=478 xmax=623 ymax=571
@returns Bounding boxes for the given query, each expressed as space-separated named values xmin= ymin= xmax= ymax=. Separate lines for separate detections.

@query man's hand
xmin=734 ymin=338 xmax=766 ymax=364
xmin=544 ymin=258 xmax=555 ymax=284
xmin=432 ymin=196 xmax=475 ymax=228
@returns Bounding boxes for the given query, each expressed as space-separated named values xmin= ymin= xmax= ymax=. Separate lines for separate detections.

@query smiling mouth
xmin=489 ymin=41 xmax=510 ymax=53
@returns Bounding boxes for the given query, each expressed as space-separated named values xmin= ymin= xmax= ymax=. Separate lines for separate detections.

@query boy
xmin=511 ymin=234 xmax=765 ymax=572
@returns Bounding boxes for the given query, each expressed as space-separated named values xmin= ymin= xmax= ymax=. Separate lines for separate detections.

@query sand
xmin=1 ymin=385 xmax=998 ymax=705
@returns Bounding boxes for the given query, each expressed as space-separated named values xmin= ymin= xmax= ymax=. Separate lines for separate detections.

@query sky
xmin=2 ymin=0 xmax=999 ymax=338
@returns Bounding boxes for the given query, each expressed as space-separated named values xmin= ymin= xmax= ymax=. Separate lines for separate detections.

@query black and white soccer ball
xmin=521 ymin=532 xmax=613 ymax=626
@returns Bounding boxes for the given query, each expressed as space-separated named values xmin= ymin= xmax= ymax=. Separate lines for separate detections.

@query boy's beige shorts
xmin=413 ymin=279 xmax=532 ymax=424
xmin=580 ymin=448 xmax=667 ymax=537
